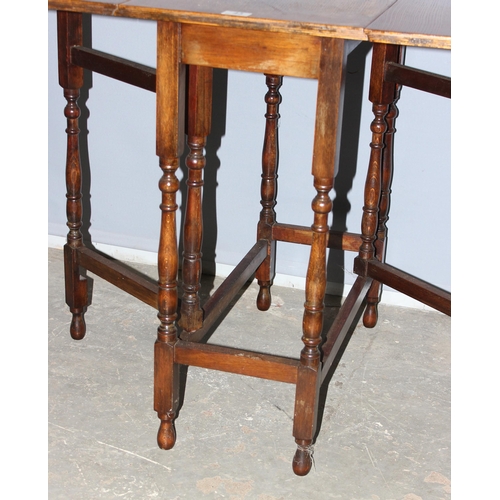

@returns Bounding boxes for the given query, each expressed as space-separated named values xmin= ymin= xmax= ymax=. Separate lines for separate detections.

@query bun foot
xmin=292 ymin=444 xmax=313 ymax=476
xmin=157 ymin=419 xmax=176 ymax=450
xmin=363 ymin=303 xmax=378 ymax=329
xmin=70 ymin=313 xmax=86 ymax=340
xmin=257 ymin=285 xmax=271 ymax=311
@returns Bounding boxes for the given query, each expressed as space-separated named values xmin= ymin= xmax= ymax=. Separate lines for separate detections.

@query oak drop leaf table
xmin=49 ymin=0 xmax=451 ymax=476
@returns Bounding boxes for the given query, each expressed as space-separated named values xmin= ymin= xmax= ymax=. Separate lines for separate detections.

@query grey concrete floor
xmin=48 ymin=247 xmax=450 ymax=499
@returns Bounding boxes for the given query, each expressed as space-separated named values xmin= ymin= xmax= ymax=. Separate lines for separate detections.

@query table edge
xmin=365 ymin=29 xmax=451 ymax=50
xmin=48 ymin=1 xmax=451 ymax=49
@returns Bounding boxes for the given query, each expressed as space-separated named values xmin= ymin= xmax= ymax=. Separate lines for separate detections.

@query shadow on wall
xmin=329 ymin=41 xmax=371 ymax=297
xmin=178 ymin=67 xmax=228 ymax=295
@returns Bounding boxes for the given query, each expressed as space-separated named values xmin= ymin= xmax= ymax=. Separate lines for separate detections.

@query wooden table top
xmin=48 ymin=0 xmax=450 ymax=49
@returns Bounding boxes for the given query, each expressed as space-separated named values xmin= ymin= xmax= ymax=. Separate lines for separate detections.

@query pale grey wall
xmin=48 ymin=12 xmax=451 ymax=293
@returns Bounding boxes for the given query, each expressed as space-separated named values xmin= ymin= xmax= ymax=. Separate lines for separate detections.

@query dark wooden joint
xmin=385 ymin=62 xmax=451 ymax=98
xmin=71 ymin=46 xmax=157 ymax=92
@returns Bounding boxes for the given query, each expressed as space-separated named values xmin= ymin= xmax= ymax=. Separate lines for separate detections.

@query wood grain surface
xmin=365 ymin=0 xmax=451 ymax=48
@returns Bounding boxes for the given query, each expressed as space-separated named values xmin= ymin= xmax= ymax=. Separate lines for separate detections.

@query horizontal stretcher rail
xmin=71 ymin=46 xmax=157 ymax=92
xmin=320 ymin=276 xmax=371 ymax=384
xmin=77 ymin=246 xmax=158 ymax=308
xmin=181 ymin=240 xmax=268 ymax=343
xmin=367 ymin=259 xmax=451 ymax=316
xmin=385 ymin=62 xmax=451 ymax=98
xmin=175 ymin=340 xmax=299 ymax=384
xmin=272 ymin=223 xmax=362 ymax=252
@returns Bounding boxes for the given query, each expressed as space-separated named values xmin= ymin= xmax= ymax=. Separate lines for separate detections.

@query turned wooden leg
xmin=292 ymin=38 xmax=346 ymax=476
xmin=358 ymin=101 xmax=388 ymax=326
xmin=256 ymin=74 xmax=282 ymax=311
xmin=154 ymin=21 xmax=185 ymax=449
xmin=293 ymin=178 xmax=331 ymax=475
xmin=179 ymin=65 xmax=213 ymax=333
xmin=356 ymin=44 xmax=402 ymax=328
xmin=57 ymin=11 xmax=88 ymax=340
xmin=155 ymin=151 xmax=181 ymax=449
xmin=363 ymin=94 xmax=400 ymax=327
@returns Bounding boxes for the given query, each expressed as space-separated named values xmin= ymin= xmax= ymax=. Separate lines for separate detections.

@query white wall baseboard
xmin=48 ymin=235 xmax=436 ymax=311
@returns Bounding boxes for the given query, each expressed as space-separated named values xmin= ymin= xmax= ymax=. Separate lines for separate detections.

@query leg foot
xmin=70 ymin=312 xmax=86 ymax=340
xmin=292 ymin=441 xmax=314 ymax=476
xmin=157 ymin=416 xmax=176 ymax=450
xmin=363 ymin=301 xmax=378 ymax=328
xmin=256 ymin=283 xmax=272 ymax=311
